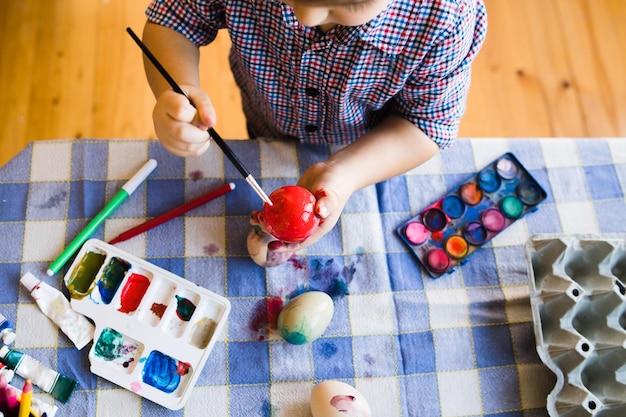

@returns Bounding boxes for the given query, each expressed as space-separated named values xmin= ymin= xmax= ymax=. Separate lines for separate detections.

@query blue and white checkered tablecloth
xmin=2 ymin=137 xmax=625 ymax=417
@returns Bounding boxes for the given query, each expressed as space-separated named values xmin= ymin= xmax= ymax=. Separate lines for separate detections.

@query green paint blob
xmin=97 ymin=257 xmax=131 ymax=304
xmin=174 ymin=296 xmax=196 ymax=321
xmin=67 ymin=250 xmax=106 ymax=298
xmin=94 ymin=328 xmax=124 ymax=361
xmin=500 ymin=195 xmax=524 ymax=218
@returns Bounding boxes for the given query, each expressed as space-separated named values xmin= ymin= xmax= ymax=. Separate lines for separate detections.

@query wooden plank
xmin=554 ymin=0 xmax=626 ymax=137
xmin=0 ymin=1 xmax=39 ymax=167
xmin=92 ymin=0 xmax=156 ymax=140
xmin=462 ymin=0 xmax=585 ymax=137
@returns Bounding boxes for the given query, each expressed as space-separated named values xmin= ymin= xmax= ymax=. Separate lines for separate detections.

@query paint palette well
xmin=63 ymin=239 xmax=231 ymax=410
xmin=397 ymin=152 xmax=547 ymax=278
xmin=526 ymin=235 xmax=626 ymax=417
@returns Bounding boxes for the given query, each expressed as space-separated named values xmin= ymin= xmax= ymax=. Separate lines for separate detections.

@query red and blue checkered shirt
xmin=146 ymin=0 xmax=487 ymax=149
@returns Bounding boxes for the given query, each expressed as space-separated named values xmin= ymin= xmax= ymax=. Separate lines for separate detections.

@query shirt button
xmin=305 ymin=87 xmax=320 ymax=97
xmin=305 ymin=125 xmax=318 ymax=133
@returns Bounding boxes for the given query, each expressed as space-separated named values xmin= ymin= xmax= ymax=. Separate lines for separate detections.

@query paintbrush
xmin=126 ymin=27 xmax=272 ymax=206
xmin=109 ymin=182 xmax=235 ymax=244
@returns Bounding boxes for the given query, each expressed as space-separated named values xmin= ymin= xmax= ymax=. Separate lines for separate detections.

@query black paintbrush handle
xmin=126 ymin=27 xmax=250 ymax=179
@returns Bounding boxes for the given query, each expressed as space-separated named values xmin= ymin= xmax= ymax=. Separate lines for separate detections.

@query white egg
xmin=310 ymin=380 xmax=372 ymax=417
xmin=277 ymin=291 xmax=334 ymax=344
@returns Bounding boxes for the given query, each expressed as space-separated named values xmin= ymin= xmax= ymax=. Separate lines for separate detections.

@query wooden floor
xmin=1 ymin=0 xmax=625 ymax=167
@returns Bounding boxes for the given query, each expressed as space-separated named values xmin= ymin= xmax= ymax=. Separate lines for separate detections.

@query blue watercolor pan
xmin=397 ymin=152 xmax=547 ymax=278
xmin=63 ymin=239 xmax=231 ymax=410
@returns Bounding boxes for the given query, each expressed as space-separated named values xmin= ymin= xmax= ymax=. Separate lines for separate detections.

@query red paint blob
xmin=176 ymin=361 xmax=192 ymax=376
xmin=426 ymin=248 xmax=450 ymax=273
xmin=118 ymin=273 xmax=150 ymax=313
xmin=150 ymin=303 xmax=167 ymax=319
xmin=262 ymin=185 xmax=320 ymax=242
xmin=266 ymin=296 xmax=284 ymax=331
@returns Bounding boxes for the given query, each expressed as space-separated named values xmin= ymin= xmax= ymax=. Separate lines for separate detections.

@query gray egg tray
xmin=525 ymin=235 xmax=626 ymax=417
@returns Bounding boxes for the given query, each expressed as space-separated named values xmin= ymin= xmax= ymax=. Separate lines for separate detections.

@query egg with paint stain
xmin=310 ymin=380 xmax=372 ymax=417
xmin=261 ymin=185 xmax=320 ymax=243
xmin=277 ymin=291 xmax=333 ymax=345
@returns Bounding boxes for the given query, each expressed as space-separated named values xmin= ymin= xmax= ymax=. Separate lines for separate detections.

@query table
xmin=1 ymin=137 xmax=625 ymax=417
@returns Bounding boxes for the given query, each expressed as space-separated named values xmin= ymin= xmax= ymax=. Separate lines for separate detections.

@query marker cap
xmin=0 ymin=330 xmax=15 ymax=346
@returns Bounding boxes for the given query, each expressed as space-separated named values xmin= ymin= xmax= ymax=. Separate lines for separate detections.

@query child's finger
xmin=186 ymin=88 xmax=217 ymax=129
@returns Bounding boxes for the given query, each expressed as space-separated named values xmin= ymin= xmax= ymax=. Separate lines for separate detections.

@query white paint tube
xmin=20 ymin=272 xmax=95 ymax=350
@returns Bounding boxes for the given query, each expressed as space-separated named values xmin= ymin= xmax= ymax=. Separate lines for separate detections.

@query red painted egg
xmin=261 ymin=185 xmax=320 ymax=242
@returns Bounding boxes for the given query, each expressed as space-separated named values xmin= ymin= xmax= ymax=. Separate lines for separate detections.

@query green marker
xmin=47 ymin=159 xmax=157 ymax=276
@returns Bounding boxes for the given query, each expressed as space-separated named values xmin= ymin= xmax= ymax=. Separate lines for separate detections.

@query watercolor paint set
xmin=397 ymin=152 xmax=547 ymax=278
xmin=62 ymin=239 xmax=231 ymax=410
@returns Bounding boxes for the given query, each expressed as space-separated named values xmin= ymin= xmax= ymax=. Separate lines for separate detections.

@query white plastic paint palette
xmin=525 ymin=235 xmax=626 ymax=417
xmin=63 ymin=239 xmax=231 ymax=410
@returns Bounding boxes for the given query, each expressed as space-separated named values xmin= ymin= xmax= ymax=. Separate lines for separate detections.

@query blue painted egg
xmin=277 ymin=291 xmax=334 ymax=345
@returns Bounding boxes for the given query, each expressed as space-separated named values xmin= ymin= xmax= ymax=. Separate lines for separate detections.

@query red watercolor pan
xmin=426 ymin=248 xmax=450 ymax=273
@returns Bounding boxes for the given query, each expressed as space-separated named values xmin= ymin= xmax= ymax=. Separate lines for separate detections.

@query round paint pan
xmin=403 ymin=221 xmax=428 ymax=245
xmin=481 ymin=208 xmax=506 ymax=232
xmin=422 ymin=208 xmax=447 ymax=232
xmin=500 ymin=195 xmax=524 ymax=218
xmin=477 ymin=169 xmax=501 ymax=193
xmin=426 ymin=248 xmax=450 ymax=273
xmin=496 ymin=156 xmax=518 ymax=180
xmin=516 ymin=181 xmax=543 ymax=206
xmin=463 ymin=221 xmax=487 ymax=246
xmin=459 ymin=182 xmax=483 ymax=205
xmin=441 ymin=195 xmax=465 ymax=219
xmin=445 ymin=235 xmax=469 ymax=259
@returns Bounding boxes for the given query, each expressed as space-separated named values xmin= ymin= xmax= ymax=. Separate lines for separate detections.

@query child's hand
xmin=296 ymin=161 xmax=353 ymax=249
xmin=258 ymin=161 xmax=354 ymax=254
xmin=152 ymin=84 xmax=216 ymax=157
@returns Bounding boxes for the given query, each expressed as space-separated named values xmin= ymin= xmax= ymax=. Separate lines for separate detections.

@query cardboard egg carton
xmin=525 ymin=235 xmax=626 ymax=417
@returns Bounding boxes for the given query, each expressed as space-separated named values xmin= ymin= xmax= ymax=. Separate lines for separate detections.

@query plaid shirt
xmin=146 ymin=0 xmax=487 ymax=148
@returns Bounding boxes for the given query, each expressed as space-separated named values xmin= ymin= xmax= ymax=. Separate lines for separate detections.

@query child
xmin=142 ymin=0 xmax=487 ymax=266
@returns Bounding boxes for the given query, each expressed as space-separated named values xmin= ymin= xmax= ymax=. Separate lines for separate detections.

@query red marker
xmin=109 ymin=182 xmax=235 ymax=244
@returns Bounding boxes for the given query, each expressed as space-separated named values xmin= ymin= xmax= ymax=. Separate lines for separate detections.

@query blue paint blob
xmin=477 ymin=169 xmax=501 ymax=193
xmin=310 ymin=258 xmax=350 ymax=297
xmin=517 ymin=181 xmax=543 ymax=206
xmin=98 ymin=257 xmax=131 ymax=304
xmin=326 ymin=279 xmax=349 ymax=297
xmin=142 ymin=351 xmax=181 ymax=393
xmin=422 ymin=208 xmax=447 ymax=231
xmin=260 ymin=400 xmax=271 ymax=417
xmin=319 ymin=342 xmax=338 ymax=359
xmin=441 ymin=195 xmax=465 ymax=219
xmin=463 ymin=221 xmax=487 ymax=246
